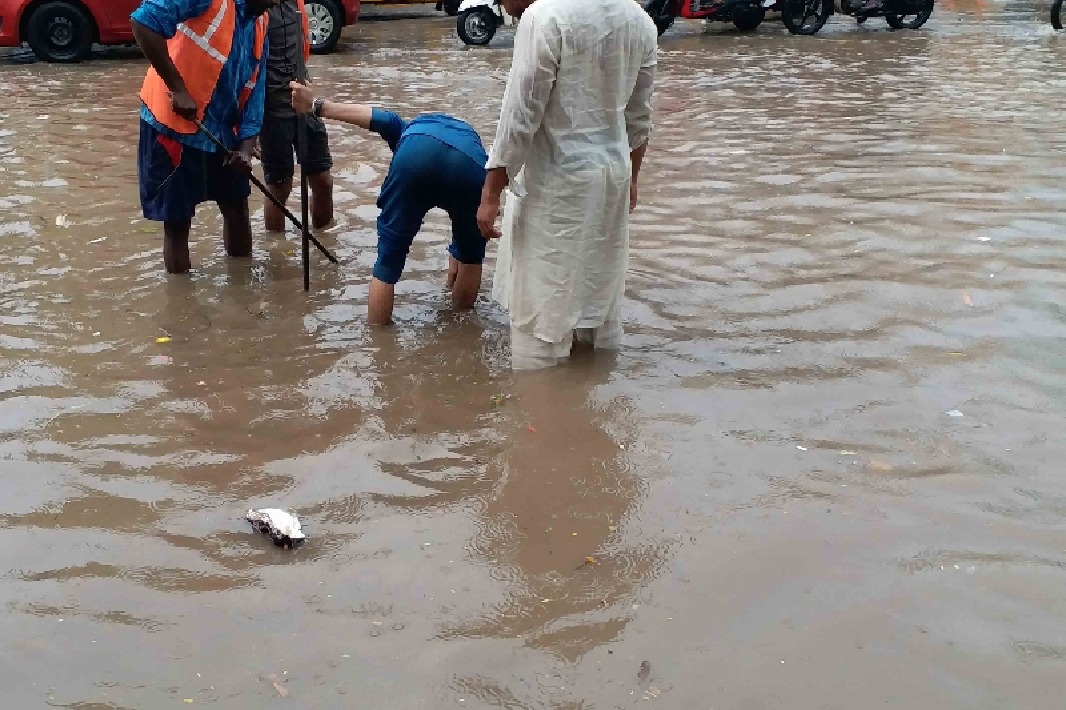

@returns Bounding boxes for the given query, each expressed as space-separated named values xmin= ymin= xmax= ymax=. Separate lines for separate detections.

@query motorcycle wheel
xmin=885 ymin=0 xmax=933 ymax=28
xmin=1054 ymin=0 xmax=1064 ymax=28
xmin=856 ymin=15 xmax=867 ymax=23
xmin=457 ymin=8 xmax=497 ymax=45
xmin=733 ymin=7 xmax=766 ymax=30
xmin=781 ymin=0 xmax=831 ymax=34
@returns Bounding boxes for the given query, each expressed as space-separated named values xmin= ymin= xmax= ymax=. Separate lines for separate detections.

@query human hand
xmin=289 ymin=81 xmax=315 ymax=114
xmin=224 ymin=147 xmax=254 ymax=175
xmin=477 ymin=195 xmax=502 ymax=239
xmin=629 ymin=181 xmax=638 ymax=213
xmin=170 ymin=88 xmax=198 ymax=121
xmin=250 ymin=137 xmax=262 ymax=161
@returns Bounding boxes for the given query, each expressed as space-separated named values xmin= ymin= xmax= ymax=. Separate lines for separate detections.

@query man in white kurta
xmin=476 ymin=0 xmax=658 ymax=370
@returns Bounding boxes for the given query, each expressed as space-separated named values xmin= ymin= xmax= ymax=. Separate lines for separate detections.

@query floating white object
xmin=946 ymin=410 xmax=965 ymax=418
xmin=245 ymin=508 xmax=306 ymax=548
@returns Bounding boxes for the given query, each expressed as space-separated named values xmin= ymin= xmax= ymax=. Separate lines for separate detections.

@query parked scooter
xmin=642 ymin=0 xmax=777 ymax=35
xmin=457 ymin=0 xmax=514 ymax=45
xmin=781 ymin=0 xmax=933 ymax=34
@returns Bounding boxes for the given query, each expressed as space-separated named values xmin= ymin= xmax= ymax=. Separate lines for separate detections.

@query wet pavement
xmin=2 ymin=2 xmax=1066 ymax=707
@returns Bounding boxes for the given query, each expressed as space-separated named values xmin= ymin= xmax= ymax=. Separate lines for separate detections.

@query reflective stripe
xmin=201 ymin=0 xmax=230 ymax=42
xmin=176 ymin=23 xmax=227 ymax=63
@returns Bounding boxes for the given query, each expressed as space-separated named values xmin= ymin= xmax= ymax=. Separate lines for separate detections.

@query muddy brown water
xmin=2 ymin=3 xmax=1066 ymax=708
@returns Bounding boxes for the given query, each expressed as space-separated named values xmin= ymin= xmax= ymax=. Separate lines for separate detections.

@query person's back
xmin=526 ymin=0 xmax=658 ymax=173
xmin=479 ymin=0 xmax=658 ymax=369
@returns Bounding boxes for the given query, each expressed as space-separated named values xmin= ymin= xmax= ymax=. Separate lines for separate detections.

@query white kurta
xmin=486 ymin=0 xmax=657 ymax=364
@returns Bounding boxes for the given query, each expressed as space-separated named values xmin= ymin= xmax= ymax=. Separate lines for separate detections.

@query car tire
xmin=306 ymin=0 xmax=344 ymax=55
xmin=27 ymin=1 xmax=94 ymax=64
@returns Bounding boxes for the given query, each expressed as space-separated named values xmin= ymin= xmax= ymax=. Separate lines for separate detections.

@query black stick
xmin=298 ymin=115 xmax=310 ymax=291
xmin=192 ymin=119 xmax=338 ymax=265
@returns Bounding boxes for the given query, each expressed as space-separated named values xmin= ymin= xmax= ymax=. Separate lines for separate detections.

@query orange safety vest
xmin=140 ymin=0 xmax=269 ymax=136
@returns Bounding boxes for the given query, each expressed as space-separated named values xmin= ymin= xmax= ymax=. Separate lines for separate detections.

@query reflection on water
xmin=2 ymin=3 xmax=1066 ymax=707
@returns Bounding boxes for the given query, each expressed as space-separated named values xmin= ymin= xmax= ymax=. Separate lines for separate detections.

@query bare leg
xmin=309 ymin=171 xmax=334 ymax=229
xmin=218 ymin=199 xmax=252 ymax=258
xmin=450 ymin=260 xmax=481 ymax=311
xmin=264 ymin=179 xmax=293 ymax=232
xmin=163 ymin=220 xmax=193 ymax=274
xmin=447 ymin=254 xmax=459 ymax=289
xmin=368 ymin=277 xmax=396 ymax=326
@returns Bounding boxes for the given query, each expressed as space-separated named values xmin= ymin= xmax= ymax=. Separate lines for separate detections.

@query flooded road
xmin=3 ymin=2 xmax=1066 ymax=707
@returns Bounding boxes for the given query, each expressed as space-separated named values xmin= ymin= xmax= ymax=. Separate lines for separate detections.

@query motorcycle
xmin=780 ymin=0 xmax=933 ymax=34
xmin=457 ymin=0 xmax=514 ymax=45
xmin=642 ymin=0 xmax=778 ymax=36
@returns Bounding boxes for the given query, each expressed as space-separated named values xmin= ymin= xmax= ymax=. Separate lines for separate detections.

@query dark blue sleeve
xmin=369 ymin=109 xmax=408 ymax=152
xmin=131 ymin=0 xmax=214 ymax=39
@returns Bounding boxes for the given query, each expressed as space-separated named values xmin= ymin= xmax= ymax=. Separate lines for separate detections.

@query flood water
xmin=2 ymin=2 xmax=1066 ymax=707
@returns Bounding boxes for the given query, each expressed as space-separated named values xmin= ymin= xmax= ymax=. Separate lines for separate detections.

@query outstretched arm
xmin=290 ymin=81 xmax=373 ymax=129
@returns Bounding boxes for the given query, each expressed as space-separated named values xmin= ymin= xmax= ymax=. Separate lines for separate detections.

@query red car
xmin=0 ymin=0 xmax=359 ymax=63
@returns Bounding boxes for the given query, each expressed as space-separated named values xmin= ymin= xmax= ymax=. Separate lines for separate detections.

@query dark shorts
xmin=138 ymin=120 xmax=251 ymax=223
xmin=374 ymin=134 xmax=487 ymax=285
xmin=260 ymin=113 xmax=333 ymax=185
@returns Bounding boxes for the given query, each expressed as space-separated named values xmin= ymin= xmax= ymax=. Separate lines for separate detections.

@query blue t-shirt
xmin=132 ymin=0 xmax=267 ymax=152
xmin=369 ymin=109 xmax=487 ymax=168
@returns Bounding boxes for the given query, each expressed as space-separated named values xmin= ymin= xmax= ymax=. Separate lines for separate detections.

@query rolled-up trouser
xmin=509 ymin=318 xmax=623 ymax=371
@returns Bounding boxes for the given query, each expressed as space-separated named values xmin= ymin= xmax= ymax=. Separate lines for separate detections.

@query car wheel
xmin=306 ymin=0 xmax=344 ymax=55
xmin=27 ymin=1 xmax=94 ymax=63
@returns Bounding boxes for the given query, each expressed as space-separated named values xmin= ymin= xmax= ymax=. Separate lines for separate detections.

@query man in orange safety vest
xmin=131 ymin=0 xmax=280 ymax=274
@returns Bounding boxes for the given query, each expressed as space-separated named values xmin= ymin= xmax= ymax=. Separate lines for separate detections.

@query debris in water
xmin=796 ymin=445 xmax=808 ymax=451
xmin=638 ymin=660 xmax=651 ymax=682
xmin=266 ymin=673 xmax=289 ymax=698
xmin=528 ymin=425 xmax=537 ymax=433
xmin=868 ymin=460 xmax=893 ymax=473
xmin=585 ymin=556 xmax=597 ymax=565
xmin=962 ymin=292 xmax=973 ymax=307
xmin=945 ymin=410 xmax=965 ymax=418
xmin=245 ymin=509 xmax=306 ymax=548
xmin=55 ymin=214 xmax=70 ymax=228
xmin=647 ymin=686 xmax=661 ymax=698
xmin=838 ymin=450 xmax=857 ymax=456
xmin=155 ymin=336 xmax=172 ymax=344
xmin=89 ymin=236 xmax=107 ymax=244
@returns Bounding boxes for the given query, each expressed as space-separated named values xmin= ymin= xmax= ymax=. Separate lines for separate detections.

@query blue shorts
xmin=374 ymin=134 xmax=487 ymax=285
xmin=138 ymin=120 xmax=251 ymax=223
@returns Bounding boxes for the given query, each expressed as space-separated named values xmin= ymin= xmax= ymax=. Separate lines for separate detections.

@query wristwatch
xmin=311 ymin=97 xmax=326 ymax=118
